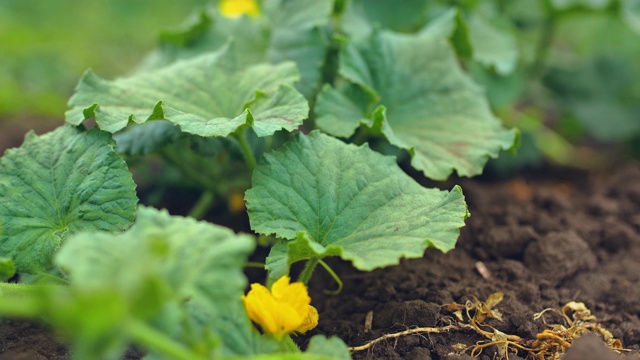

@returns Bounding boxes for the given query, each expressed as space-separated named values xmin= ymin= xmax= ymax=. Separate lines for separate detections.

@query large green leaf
xmin=66 ymin=45 xmax=308 ymax=137
xmin=139 ymin=0 xmax=333 ymax=99
xmin=54 ymin=206 xmax=259 ymax=359
xmin=245 ymin=131 xmax=469 ymax=279
xmin=315 ymin=25 xmax=517 ymax=180
xmin=0 ymin=125 xmax=137 ymax=274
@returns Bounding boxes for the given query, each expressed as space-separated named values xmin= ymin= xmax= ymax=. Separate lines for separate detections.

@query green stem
xmin=0 ymin=296 xmax=41 ymax=317
xmin=350 ymin=127 xmax=370 ymax=146
xmin=318 ymin=259 xmax=343 ymax=295
xmin=297 ymin=257 xmax=320 ymax=284
xmin=234 ymin=128 xmax=257 ymax=170
xmin=126 ymin=319 xmax=209 ymax=360
xmin=0 ymin=283 xmax=60 ymax=317
xmin=187 ymin=190 xmax=215 ymax=220
xmin=0 ymin=282 xmax=59 ymax=297
xmin=280 ymin=334 xmax=300 ymax=353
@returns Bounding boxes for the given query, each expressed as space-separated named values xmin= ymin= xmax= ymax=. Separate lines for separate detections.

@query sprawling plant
xmin=0 ymin=1 xmax=521 ymax=359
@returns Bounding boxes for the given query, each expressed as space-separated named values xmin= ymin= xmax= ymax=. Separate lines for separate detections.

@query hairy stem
xmin=234 ymin=127 xmax=257 ymax=171
xmin=297 ymin=257 xmax=320 ymax=284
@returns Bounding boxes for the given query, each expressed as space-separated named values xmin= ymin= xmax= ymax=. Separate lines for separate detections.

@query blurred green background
xmin=1 ymin=0 xmax=639 ymax=170
xmin=0 ymin=0 xmax=206 ymax=120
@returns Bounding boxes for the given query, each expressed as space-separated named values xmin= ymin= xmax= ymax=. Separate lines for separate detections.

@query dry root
xmin=348 ymin=293 xmax=628 ymax=360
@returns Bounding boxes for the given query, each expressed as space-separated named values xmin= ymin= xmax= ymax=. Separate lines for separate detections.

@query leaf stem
xmin=280 ymin=334 xmax=300 ymax=352
xmin=126 ymin=319 xmax=209 ymax=360
xmin=318 ymin=259 xmax=343 ymax=295
xmin=0 ymin=296 xmax=41 ymax=317
xmin=0 ymin=283 xmax=55 ymax=317
xmin=297 ymin=257 xmax=320 ymax=284
xmin=187 ymin=190 xmax=215 ymax=220
xmin=234 ymin=127 xmax=257 ymax=170
xmin=0 ymin=282 xmax=58 ymax=297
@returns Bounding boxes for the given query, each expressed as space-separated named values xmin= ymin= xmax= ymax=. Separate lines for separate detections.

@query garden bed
xmin=2 ymin=162 xmax=639 ymax=359
xmin=302 ymin=164 xmax=640 ymax=359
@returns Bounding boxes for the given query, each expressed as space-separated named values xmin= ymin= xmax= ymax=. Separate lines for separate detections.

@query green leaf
xmin=245 ymin=131 xmax=469 ymax=277
xmin=139 ymin=0 xmax=333 ymax=99
xmin=305 ymin=336 xmax=351 ymax=360
xmin=0 ymin=257 xmax=16 ymax=281
xmin=315 ymin=27 xmax=517 ymax=180
xmin=113 ymin=121 xmax=183 ymax=156
xmin=341 ymin=0 xmax=430 ymax=38
xmin=66 ymin=45 xmax=308 ymax=137
xmin=622 ymin=0 xmax=640 ymax=35
xmin=467 ymin=15 xmax=518 ymax=75
xmin=544 ymin=56 xmax=640 ymax=141
xmin=0 ymin=125 xmax=137 ymax=274
xmin=54 ymin=206 xmax=258 ymax=359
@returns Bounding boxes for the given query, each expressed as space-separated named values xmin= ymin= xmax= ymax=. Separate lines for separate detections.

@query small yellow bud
xmin=242 ymin=276 xmax=319 ymax=339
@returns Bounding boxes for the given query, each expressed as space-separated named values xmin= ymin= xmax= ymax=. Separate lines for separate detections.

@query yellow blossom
xmin=219 ymin=0 xmax=260 ymax=18
xmin=242 ymin=276 xmax=318 ymax=339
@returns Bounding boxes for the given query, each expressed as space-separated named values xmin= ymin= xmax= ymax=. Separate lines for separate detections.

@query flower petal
xmin=296 ymin=305 xmax=319 ymax=334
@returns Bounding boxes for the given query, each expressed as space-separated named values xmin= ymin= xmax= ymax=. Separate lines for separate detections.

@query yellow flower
xmin=242 ymin=276 xmax=319 ymax=339
xmin=219 ymin=0 xmax=260 ymax=18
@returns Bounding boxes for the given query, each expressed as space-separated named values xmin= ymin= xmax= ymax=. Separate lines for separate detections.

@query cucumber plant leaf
xmin=315 ymin=24 xmax=517 ymax=180
xmin=0 ymin=125 xmax=137 ymax=274
xmin=341 ymin=0 xmax=431 ymax=38
xmin=466 ymin=15 xmax=518 ymax=75
xmin=623 ymin=0 xmax=640 ymax=35
xmin=53 ymin=206 xmax=259 ymax=359
xmin=66 ymin=45 xmax=308 ymax=137
xmin=245 ymin=131 xmax=469 ymax=280
xmin=140 ymin=0 xmax=333 ymax=98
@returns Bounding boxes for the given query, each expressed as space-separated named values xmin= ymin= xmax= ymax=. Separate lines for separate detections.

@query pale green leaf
xmin=54 ymin=206 xmax=257 ymax=358
xmin=246 ymin=131 xmax=469 ymax=274
xmin=66 ymin=46 xmax=308 ymax=137
xmin=467 ymin=15 xmax=518 ymax=75
xmin=139 ymin=0 xmax=333 ymax=99
xmin=622 ymin=0 xmax=640 ymax=35
xmin=305 ymin=336 xmax=351 ymax=360
xmin=341 ymin=0 xmax=430 ymax=39
xmin=0 ymin=126 xmax=137 ymax=274
xmin=113 ymin=121 xmax=183 ymax=155
xmin=316 ymin=27 xmax=517 ymax=180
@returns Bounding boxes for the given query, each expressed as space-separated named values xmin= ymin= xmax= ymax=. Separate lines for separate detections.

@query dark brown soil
xmin=300 ymin=164 xmax=640 ymax=359
xmin=2 ymin=125 xmax=640 ymax=359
